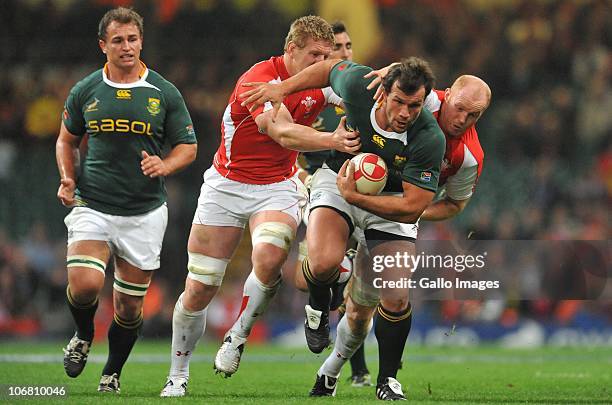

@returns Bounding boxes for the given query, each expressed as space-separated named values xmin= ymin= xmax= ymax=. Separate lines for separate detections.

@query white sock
xmin=319 ymin=315 xmax=368 ymax=378
xmin=229 ymin=271 xmax=281 ymax=339
xmin=168 ymin=292 xmax=207 ymax=379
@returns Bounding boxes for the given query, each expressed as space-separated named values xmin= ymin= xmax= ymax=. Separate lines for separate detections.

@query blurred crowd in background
xmin=0 ymin=0 xmax=610 ymax=342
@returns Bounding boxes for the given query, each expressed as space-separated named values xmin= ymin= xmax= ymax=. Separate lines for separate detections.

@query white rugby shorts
xmin=64 ymin=203 xmax=168 ymax=270
xmin=308 ymin=165 xmax=419 ymax=240
xmin=193 ymin=166 xmax=307 ymax=228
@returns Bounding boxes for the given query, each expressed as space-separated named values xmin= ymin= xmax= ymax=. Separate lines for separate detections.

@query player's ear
xmin=444 ymin=88 xmax=451 ymax=102
xmin=286 ymin=41 xmax=297 ymax=55
xmin=99 ymin=40 xmax=107 ymax=54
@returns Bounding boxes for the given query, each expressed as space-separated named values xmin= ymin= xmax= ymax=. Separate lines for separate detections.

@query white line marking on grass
xmin=2 ymin=353 xmax=612 ymax=364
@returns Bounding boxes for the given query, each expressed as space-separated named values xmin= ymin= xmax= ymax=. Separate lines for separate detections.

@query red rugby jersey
xmin=425 ymin=90 xmax=485 ymax=200
xmin=214 ymin=56 xmax=338 ymax=184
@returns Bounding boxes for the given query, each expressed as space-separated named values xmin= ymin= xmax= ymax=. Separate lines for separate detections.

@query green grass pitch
xmin=0 ymin=341 xmax=610 ymax=404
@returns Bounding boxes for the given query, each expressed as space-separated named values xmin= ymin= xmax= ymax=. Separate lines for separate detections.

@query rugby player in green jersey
xmin=241 ymin=57 xmax=445 ymax=400
xmin=293 ymin=21 xmax=372 ymax=388
xmin=56 ymin=7 xmax=197 ymax=393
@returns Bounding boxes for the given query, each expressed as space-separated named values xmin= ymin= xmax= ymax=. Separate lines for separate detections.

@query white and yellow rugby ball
xmin=350 ymin=153 xmax=387 ymax=195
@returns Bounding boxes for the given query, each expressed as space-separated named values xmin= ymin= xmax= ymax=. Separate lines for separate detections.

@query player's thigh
xmin=306 ymin=168 xmax=353 ymax=271
xmin=306 ymin=207 xmax=351 ymax=272
xmin=187 ymin=223 xmax=244 ymax=259
xmin=66 ymin=242 xmax=110 ymax=296
xmin=249 ymin=210 xmax=297 ymax=280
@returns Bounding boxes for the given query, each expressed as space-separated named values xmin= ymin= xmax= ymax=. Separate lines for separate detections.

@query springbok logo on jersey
xmin=301 ymin=96 xmax=317 ymax=112
xmin=147 ymin=98 xmax=160 ymax=116
xmin=372 ymin=134 xmax=386 ymax=148
xmin=334 ymin=106 xmax=345 ymax=116
xmin=85 ymin=98 xmax=100 ymax=112
xmin=116 ymin=89 xmax=131 ymax=100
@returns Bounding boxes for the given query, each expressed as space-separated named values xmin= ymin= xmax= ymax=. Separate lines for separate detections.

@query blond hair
xmin=284 ymin=15 xmax=334 ymax=51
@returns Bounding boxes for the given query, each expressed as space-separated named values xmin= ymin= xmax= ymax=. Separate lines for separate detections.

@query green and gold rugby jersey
xmin=327 ymin=61 xmax=445 ymax=193
xmin=62 ymin=63 xmax=197 ymax=216
xmin=304 ymin=104 xmax=346 ymax=174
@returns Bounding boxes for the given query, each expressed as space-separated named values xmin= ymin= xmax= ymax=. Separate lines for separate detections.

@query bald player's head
xmin=439 ymin=75 xmax=491 ymax=137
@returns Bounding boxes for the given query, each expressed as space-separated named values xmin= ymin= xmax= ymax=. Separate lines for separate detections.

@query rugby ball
xmin=350 ymin=153 xmax=387 ymax=195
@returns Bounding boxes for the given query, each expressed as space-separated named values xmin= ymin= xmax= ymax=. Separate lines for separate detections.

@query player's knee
xmin=251 ymin=222 xmax=294 ymax=255
xmin=68 ymin=285 xmax=99 ymax=304
xmin=252 ymin=243 xmax=286 ymax=273
xmin=182 ymin=280 xmax=217 ymax=312
xmin=307 ymin=250 xmax=344 ymax=279
xmin=380 ymin=297 xmax=410 ymax=313
xmin=68 ymin=279 xmax=103 ymax=303
xmin=345 ymin=308 xmax=372 ymax=335
xmin=113 ymin=293 xmax=143 ymax=320
xmin=66 ymin=255 xmax=106 ymax=300
xmin=187 ymin=252 xmax=229 ymax=287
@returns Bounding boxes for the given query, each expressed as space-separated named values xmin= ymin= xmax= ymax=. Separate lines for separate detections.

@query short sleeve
xmin=423 ymin=90 xmax=441 ymax=113
xmin=445 ymin=144 xmax=480 ymax=200
xmin=163 ymin=83 xmax=197 ymax=146
xmin=445 ymin=164 xmax=478 ymax=200
xmin=62 ymin=86 xmax=86 ymax=136
xmin=401 ymin=129 xmax=446 ymax=192
xmin=329 ymin=61 xmax=375 ymax=106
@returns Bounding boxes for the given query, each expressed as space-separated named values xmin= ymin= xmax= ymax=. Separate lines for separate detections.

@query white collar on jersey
xmin=370 ymin=103 xmax=408 ymax=145
xmin=102 ymin=63 xmax=160 ymax=91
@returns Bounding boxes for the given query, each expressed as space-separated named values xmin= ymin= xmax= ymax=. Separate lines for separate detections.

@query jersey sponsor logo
xmin=393 ymin=154 xmax=407 ymax=168
xmin=337 ymin=63 xmax=348 ymax=71
xmin=301 ymin=96 xmax=317 ymax=112
xmin=310 ymin=190 xmax=324 ymax=202
xmin=147 ymin=97 xmax=160 ymax=116
xmin=420 ymin=171 xmax=432 ymax=182
xmin=85 ymin=98 xmax=100 ymax=112
xmin=88 ymin=118 xmax=153 ymax=136
xmin=372 ymin=134 xmax=386 ymax=148
xmin=116 ymin=89 xmax=132 ymax=100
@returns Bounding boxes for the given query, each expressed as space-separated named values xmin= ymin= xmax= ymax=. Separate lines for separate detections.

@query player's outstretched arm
xmin=256 ymin=106 xmax=360 ymax=153
xmin=241 ymin=59 xmax=343 ymax=119
xmin=420 ymin=196 xmax=470 ymax=221
xmin=337 ymin=160 xmax=434 ymax=223
xmin=55 ymin=122 xmax=81 ymax=207
xmin=140 ymin=143 xmax=197 ymax=178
